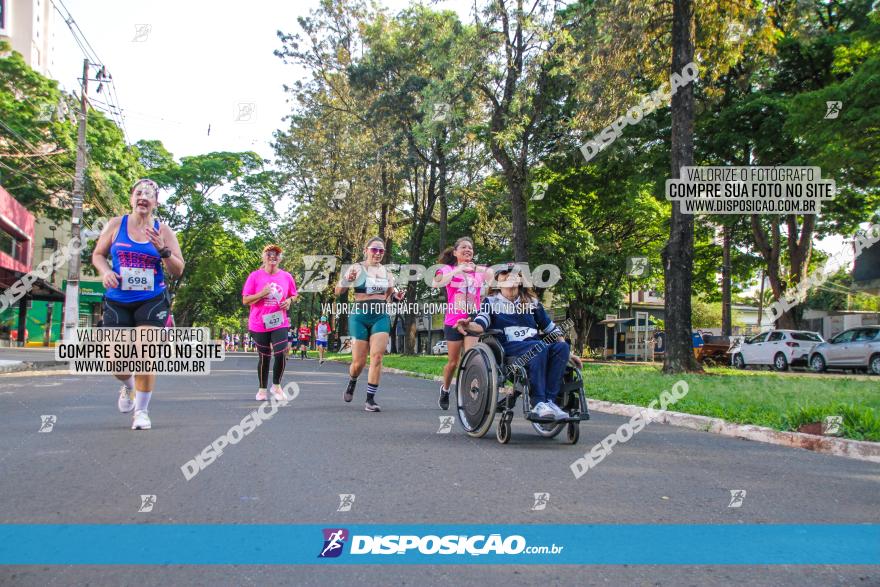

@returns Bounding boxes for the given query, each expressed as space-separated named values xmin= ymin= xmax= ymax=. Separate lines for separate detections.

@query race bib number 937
xmin=504 ymin=326 xmax=537 ymax=342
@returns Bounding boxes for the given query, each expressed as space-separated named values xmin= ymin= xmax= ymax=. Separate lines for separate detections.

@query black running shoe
xmin=344 ymin=380 xmax=356 ymax=402
xmin=438 ymin=387 xmax=450 ymax=410
xmin=365 ymin=396 xmax=381 ymax=412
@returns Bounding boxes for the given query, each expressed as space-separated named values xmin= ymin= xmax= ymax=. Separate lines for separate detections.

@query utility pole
xmin=721 ymin=223 xmax=732 ymax=336
xmin=62 ymin=59 xmax=88 ymax=342
xmin=756 ymin=269 xmax=766 ymax=329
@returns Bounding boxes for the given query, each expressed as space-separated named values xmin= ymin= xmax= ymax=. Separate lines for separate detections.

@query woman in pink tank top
xmin=431 ymin=237 xmax=493 ymax=410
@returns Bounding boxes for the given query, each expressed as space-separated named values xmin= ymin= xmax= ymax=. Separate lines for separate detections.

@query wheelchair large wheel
xmin=455 ymin=343 xmax=499 ymax=438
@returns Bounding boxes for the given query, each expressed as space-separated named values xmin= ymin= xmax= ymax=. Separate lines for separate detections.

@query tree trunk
xmin=662 ymin=0 xmax=702 ymax=373
xmin=438 ymin=141 xmax=448 ymax=253
xmin=404 ymin=314 xmax=417 ymax=355
xmin=390 ymin=314 xmax=399 ymax=353
xmin=439 ymin=192 xmax=448 ymax=251
xmin=508 ymin=172 xmax=529 ymax=262
xmin=750 ymin=215 xmax=805 ymax=329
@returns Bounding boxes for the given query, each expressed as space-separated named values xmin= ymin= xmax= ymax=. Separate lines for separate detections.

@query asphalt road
xmin=0 ymin=355 xmax=878 ymax=586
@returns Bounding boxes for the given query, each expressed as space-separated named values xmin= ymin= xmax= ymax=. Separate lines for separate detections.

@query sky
xmin=46 ymin=0 xmax=860 ymax=286
xmin=51 ymin=0 xmax=474 ymax=163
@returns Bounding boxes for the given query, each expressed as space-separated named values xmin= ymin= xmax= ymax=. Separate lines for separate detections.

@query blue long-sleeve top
xmin=471 ymin=293 xmax=562 ymax=346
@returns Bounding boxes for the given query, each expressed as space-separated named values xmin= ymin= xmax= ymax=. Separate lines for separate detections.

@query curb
xmin=371 ymin=362 xmax=880 ymax=464
xmin=327 ymin=359 xmax=445 ymax=383
xmin=380 ymin=366 xmax=445 ymax=383
xmin=589 ymin=400 xmax=880 ymax=464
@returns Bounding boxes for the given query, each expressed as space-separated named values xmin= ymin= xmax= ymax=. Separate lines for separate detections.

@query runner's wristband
xmin=159 ymin=247 xmax=172 ymax=259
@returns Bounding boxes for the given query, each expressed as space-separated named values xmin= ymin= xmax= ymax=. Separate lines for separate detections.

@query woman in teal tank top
xmin=334 ymin=236 xmax=406 ymax=412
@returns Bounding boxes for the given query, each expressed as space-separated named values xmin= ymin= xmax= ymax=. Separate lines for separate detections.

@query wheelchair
xmin=454 ymin=330 xmax=589 ymax=444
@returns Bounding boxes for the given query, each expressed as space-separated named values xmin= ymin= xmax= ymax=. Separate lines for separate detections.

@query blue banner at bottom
xmin=0 ymin=525 xmax=877 ymax=565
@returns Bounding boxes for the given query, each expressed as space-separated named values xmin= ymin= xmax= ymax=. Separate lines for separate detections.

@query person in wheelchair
xmin=454 ymin=265 xmax=581 ymax=421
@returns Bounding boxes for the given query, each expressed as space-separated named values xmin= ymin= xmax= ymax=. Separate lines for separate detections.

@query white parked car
xmin=809 ymin=326 xmax=880 ymax=375
xmin=731 ymin=329 xmax=824 ymax=371
xmin=431 ymin=340 xmax=448 ymax=355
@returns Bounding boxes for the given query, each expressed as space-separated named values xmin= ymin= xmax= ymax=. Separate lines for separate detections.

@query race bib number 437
xmin=120 ymin=267 xmax=154 ymax=291
xmin=262 ymin=311 xmax=284 ymax=329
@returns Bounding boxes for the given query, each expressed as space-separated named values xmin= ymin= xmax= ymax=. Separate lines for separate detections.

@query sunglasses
xmin=368 ymin=247 xmax=385 ymax=254
xmin=265 ymin=252 xmax=280 ymax=259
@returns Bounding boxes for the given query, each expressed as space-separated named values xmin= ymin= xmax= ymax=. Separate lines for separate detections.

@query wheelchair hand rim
xmin=455 ymin=343 xmax=498 ymax=437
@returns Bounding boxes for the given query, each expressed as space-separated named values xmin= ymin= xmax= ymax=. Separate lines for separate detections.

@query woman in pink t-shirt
xmin=431 ymin=237 xmax=493 ymax=410
xmin=241 ymin=244 xmax=298 ymax=402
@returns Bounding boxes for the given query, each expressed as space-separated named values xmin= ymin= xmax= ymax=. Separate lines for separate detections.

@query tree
xmin=0 ymin=41 xmax=140 ymax=218
xmin=349 ymin=6 xmax=487 ymax=352
xmin=661 ymin=0 xmax=703 ymax=372
xmin=704 ymin=1 xmax=879 ymax=329
xmin=136 ymin=146 xmax=274 ymax=325
xmin=529 ymin=145 xmax=667 ymax=354
xmin=475 ymin=0 xmax=562 ymax=262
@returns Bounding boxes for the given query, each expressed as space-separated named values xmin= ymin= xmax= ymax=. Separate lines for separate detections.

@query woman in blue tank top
xmin=91 ymin=179 xmax=185 ymax=431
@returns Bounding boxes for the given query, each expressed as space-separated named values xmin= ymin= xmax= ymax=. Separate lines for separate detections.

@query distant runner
xmin=297 ymin=323 xmax=311 ymax=360
xmin=315 ymin=316 xmax=331 ymax=364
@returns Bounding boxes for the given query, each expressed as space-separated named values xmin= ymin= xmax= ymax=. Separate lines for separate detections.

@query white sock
xmin=134 ymin=391 xmax=151 ymax=412
xmin=123 ymin=376 xmax=135 ymax=391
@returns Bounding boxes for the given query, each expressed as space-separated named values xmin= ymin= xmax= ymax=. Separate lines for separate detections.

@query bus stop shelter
xmin=0 ymin=267 xmax=65 ymax=346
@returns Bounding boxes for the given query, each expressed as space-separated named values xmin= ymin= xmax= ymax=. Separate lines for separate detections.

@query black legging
xmin=250 ymin=328 xmax=288 ymax=388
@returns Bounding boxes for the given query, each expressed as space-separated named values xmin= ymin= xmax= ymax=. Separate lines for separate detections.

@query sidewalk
xmin=0 ymin=347 xmax=65 ymax=373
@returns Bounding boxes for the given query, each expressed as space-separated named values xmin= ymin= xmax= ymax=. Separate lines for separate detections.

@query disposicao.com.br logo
xmin=319 ymin=529 xmax=563 ymax=558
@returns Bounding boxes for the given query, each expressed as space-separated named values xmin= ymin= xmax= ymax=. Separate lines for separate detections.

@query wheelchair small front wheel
xmin=496 ymin=419 xmax=512 ymax=444
xmin=565 ymin=422 xmax=579 ymax=444
xmin=532 ymin=420 xmax=565 ymax=438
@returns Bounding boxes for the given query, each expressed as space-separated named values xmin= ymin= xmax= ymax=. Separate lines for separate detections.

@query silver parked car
xmin=431 ymin=340 xmax=448 ymax=355
xmin=809 ymin=326 xmax=880 ymax=375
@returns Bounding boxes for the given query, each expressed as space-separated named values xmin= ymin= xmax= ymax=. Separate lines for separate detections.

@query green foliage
xmin=804 ymin=267 xmax=880 ymax=311
xmin=528 ymin=150 xmax=667 ymax=333
xmin=691 ymin=298 xmax=723 ymax=328
xmin=0 ymin=41 xmax=141 ymax=218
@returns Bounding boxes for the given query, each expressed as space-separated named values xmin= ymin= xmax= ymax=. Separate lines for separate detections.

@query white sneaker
xmin=271 ymin=385 xmax=286 ymax=401
xmin=531 ymin=402 xmax=555 ymax=419
xmin=255 ymin=389 xmax=268 ymax=401
xmin=131 ymin=410 xmax=151 ymax=430
xmin=117 ymin=386 xmax=134 ymax=413
xmin=546 ymin=400 xmax=568 ymax=421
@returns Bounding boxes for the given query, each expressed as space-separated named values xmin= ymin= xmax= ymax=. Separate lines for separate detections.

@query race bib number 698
xmin=120 ymin=267 xmax=154 ymax=291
